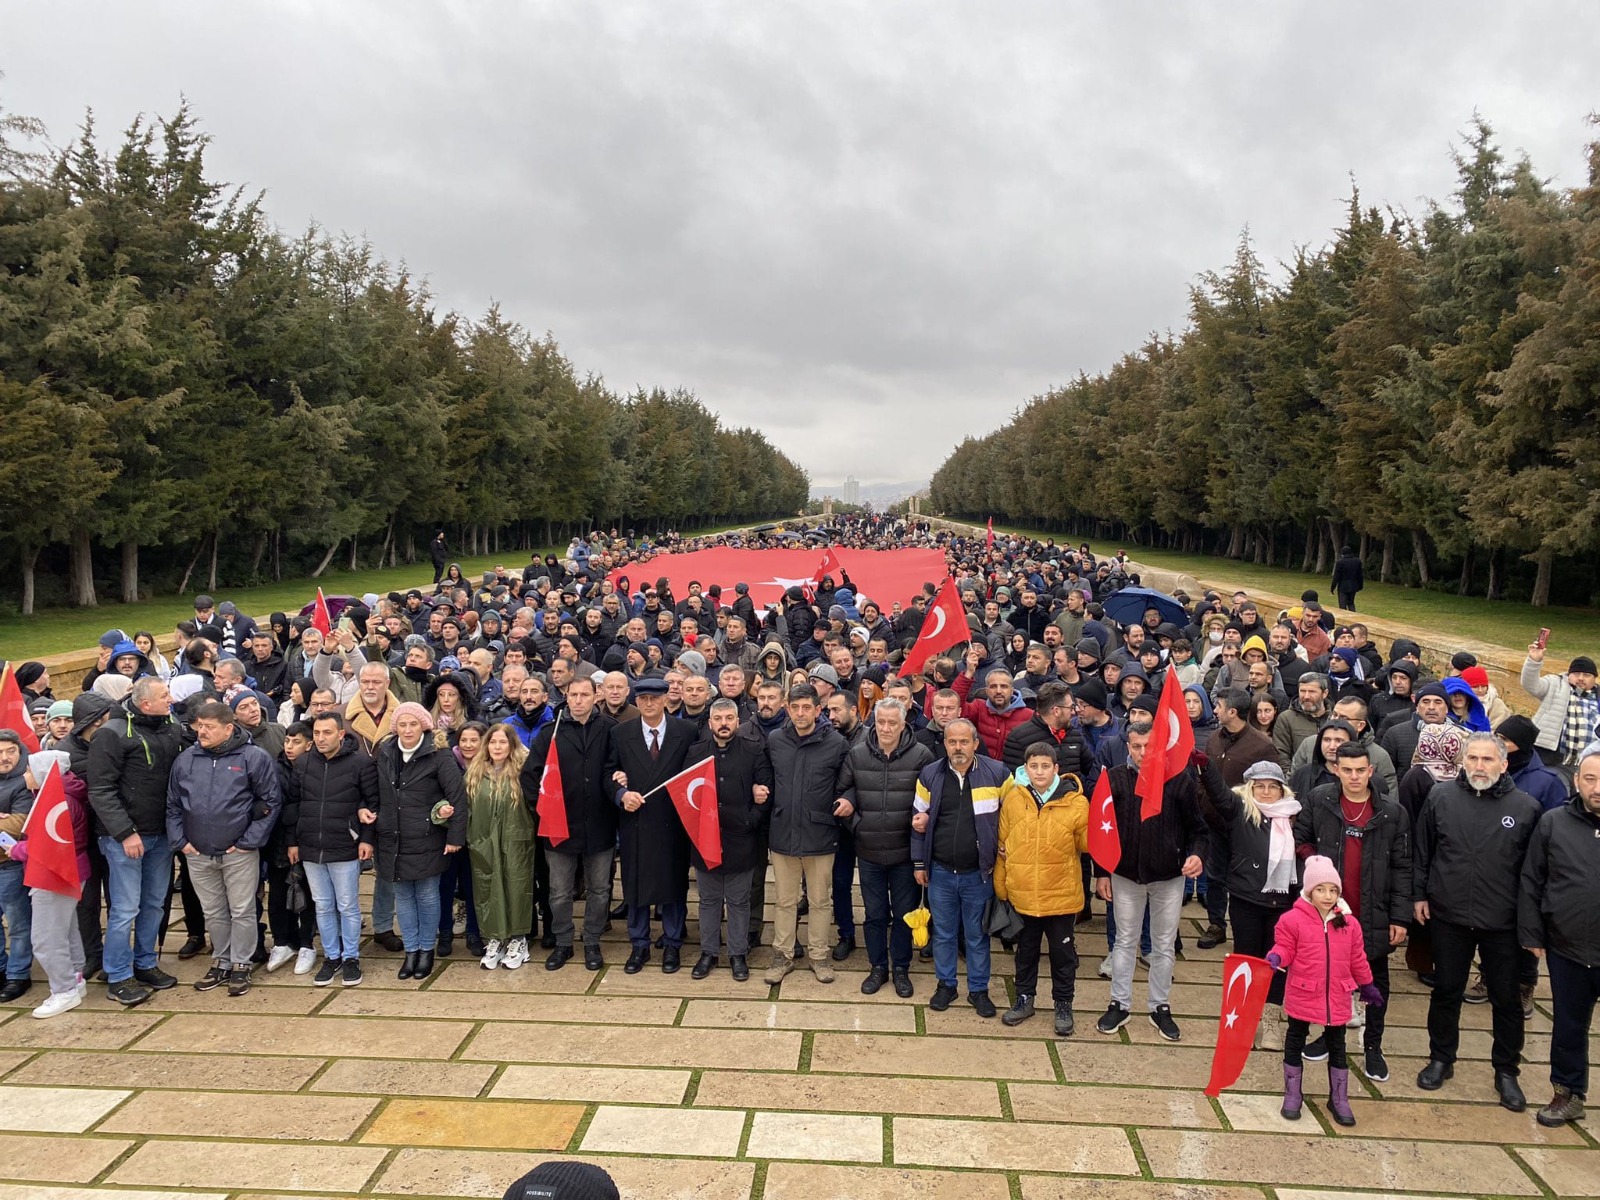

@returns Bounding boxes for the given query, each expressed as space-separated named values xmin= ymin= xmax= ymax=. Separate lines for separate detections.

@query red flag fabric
xmin=535 ymin=723 xmax=570 ymax=845
xmin=606 ymin=546 xmax=947 ymax=617
xmin=21 ymin=762 xmax=81 ymax=900
xmin=900 ymin=576 xmax=969 ymax=680
xmin=986 ymin=517 xmax=994 ymax=550
xmin=1087 ymin=768 xmax=1120 ymax=875
xmin=1136 ymin=667 xmax=1196 ymax=821
xmin=310 ymin=587 xmax=333 ymax=638
xmin=665 ymin=756 xmax=722 ymax=871
xmin=1204 ymin=953 xmax=1274 ymax=1096
xmin=0 ymin=666 xmax=41 ymax=754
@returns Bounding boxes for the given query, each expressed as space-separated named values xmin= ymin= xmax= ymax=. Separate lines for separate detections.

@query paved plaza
xmin=0 ymin=890 xmax=1595 ymax=1200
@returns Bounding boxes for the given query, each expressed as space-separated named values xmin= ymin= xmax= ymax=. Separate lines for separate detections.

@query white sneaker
xmin=74 ymin=972 xmax=87 ymax=998
xmin=265 ymin=945 xmax=295 ymax=973
xmin=294 ymin=948 xmax=318 ymax=975
xmin=453 ymin=901 xmax=468 ymax=935
xmin=480 ymin=939 xmax=503 ymax=970
xmin=32 ymin=990 xmax=82 ymax=1019
xmin=501 ymin=937 xmax=528 ymax=970
xmin=1098 ymin=958 xmax=1113 ymax=979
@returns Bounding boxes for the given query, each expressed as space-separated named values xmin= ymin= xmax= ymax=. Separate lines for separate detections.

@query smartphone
xmin=0 ymin=832 xmax=15 ymax=850
xmin=1536 ymin=627 xmax=1551 ymax=651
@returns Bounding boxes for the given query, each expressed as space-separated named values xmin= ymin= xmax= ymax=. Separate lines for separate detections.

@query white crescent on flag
xmin=1164 ymin=708 xmax=1184 ymax=751
xmin=1098 ymin=792 xmax=1116 ymax=834
xmin=1222 ymin=960 xmax=1254 ymax=1028
xmin=44 ymin=800 xmax=71 ymax=845
xmin=685 ymin=778 xmax=706 ymax=811
xmin=926 ymin=607 xmax=946 ymax=639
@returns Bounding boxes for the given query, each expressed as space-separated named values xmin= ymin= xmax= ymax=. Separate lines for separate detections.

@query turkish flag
xmin=1136 ymin=667 xmax=1196 ymax=821
xmin=808 ymin=546 xmax=843 ymax=599
xmin=1204 ymin=954 xmax=1274 ymax=1097
xmin=664 ymin=755 xmax=722 ymax=871
xmin=21 ymin=762 xmax=81 ymax=899
xmin=986 ymin=517 xmax=994 ymax=550
xmin=1087 ymin=769 xmax=1120 ymax=875
xmin=310 ymin=587 xmax=333 ymax=638
xmin=0 ymin=665 xmax=41 ymax=754
xmin=535 ymin=722 xmax=570 ymax=845
xmin=901 ymin=577 xmax=969 ymax=679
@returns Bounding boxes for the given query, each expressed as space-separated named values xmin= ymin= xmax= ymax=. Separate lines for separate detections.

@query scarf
xmin=1561 ymin=687 xmax=1599 ymax=763
xmin=1256 ymin=796 xmax=1303 ymax=894
xmin=1413 ymin=721 xmax=1466 ymax=782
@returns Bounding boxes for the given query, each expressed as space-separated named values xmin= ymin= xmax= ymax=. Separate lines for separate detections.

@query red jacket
xmin=951 ymin=672 xmax=1033 ymax=760
xmin=1269 ymin=896 xmax=1374 ymax=1026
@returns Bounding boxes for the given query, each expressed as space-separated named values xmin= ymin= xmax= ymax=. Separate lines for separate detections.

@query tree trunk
xmin=1486 ymin=547 xmax=1504 ymax=601
xmin=68 ymin=526 xmax=98 ymax=607
xmin=348 ymin=535 xmax=358 ymax=572
xmin=1380 ymin=531 xmax=1395 ymax=583
xmin=310 ymin=540 xmax=340 ymax=579
xmin=1411 ymin=530 xmax=1431 ymax=585
xmin=1314 ymin=525 xmax=1333 ymax=576
xmin=405 ymin=529 xmax=416 ymax=564
xmin=206 ymin=532 xmax=219 ymax=592
xmin=177 ymin=537 xmax=204 ymax=595
xmin=378 ymin=516 xmax=394 ymax=570
xmin=120 ymin=540 xmax=140 ymax=604
xmin=248 ymin=533 xmax=267 ymax=578
xmin=1301 ymin=523 xmax=1317 ymax=572
xmin=273 ymin=527 xmax=282 ymax=582
xmin=1457 ymin=546 xmax=1474 ymax=597
xmin=1530 ymin=548 xmax=1554 ymax=607
xmin=1358 ymin=532 xmax=1370 ymax=565
xmin=19 ymin=546 xmax=38 ymax=617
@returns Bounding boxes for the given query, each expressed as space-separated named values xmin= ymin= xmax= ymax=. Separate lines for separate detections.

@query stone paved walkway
xmin=2 ymin=886 xmax=1596 ymax=1200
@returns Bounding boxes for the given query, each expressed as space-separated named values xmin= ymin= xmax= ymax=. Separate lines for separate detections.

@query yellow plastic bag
xmin=903 ymin=904 xmax=930 ymax=948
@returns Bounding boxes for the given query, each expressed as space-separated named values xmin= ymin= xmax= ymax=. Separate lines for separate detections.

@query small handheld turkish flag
xmin=1205 ymin=953 xmax=1274 ymax=1097
xmin=21 ymin=762 xmax=81 ymax=900
xmin=1136 ymin=667 xmax=1195 ymax=821
xmin=1087 ymin=769 xmax=1120 ymax=875
xmin=310 ymin=587 xmax=333 ymax=638
xmin=665 ymin=756 xmax=722 ymax=871
xmin=901 ymin=577 xmax=968 ymax=680
xmin=986 ymin=517 xmax=994 ymax=550
xmin=535 ymin=718 xmax=570 ymax=845
xmin=0 ymin=665 xmax=41 ymax=754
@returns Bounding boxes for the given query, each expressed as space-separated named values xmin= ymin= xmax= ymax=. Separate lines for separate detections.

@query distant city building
xmin=843 ymin=475 xmax=859 ymax=504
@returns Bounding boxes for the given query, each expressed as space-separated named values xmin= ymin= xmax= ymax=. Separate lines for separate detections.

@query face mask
xmin=1208 ymin=631 xmax=1223 ymax=644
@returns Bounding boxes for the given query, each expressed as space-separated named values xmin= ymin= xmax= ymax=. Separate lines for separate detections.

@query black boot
xmin=414 ymin=950 xmax=435 ymax=980
xmin=398 ymin=952 xmax=418 ymax=980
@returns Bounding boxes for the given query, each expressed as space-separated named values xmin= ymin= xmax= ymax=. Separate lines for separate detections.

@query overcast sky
xmin=7 ymin=2 xmax=1598 ymax=487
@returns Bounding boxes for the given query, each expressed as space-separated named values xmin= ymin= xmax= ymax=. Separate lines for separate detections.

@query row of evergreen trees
xmin=930 ymin=119 xmax=1600 ymax=607
xmin=0 ymin=97 xmax=808 ymax=614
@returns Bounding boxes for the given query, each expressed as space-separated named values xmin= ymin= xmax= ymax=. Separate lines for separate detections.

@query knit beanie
xmin=393 ymin=701 xmax=435 ymax=731
xmin=14 ymin=661 xmax=46 ymax=688
xmin=1495 ymin=714 xmax=1540 ymax=754
xmin=1300 ymin=855 xmax=1342 ymax=900
xmin=1459 ymin=665 xmax=1489 ymax=689
xmin=501 ymin=1162 xmax=619 ymax=1200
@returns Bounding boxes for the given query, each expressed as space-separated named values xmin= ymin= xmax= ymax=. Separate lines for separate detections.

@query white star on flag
xmin=1100 ymin=821 xmax=1114 ymax=833
xmin=1224 ymin=1009 xmax=1239 ymax=1028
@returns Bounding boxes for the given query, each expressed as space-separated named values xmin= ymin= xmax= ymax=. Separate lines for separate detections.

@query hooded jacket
xmin=86 ymin=699 xmax=188 ymax=841
xmin=951 ymin=671 xmax=1032 ymax=760
xmin=839 ymin=727 xmax=937 ymax=866
xmin=993 ymin=766 xmax=1089 ymax=917
xmin=1269 ymin=897 xmax=1376 ymax=1026
xmin=285 ymin=733 xmax=379 ymax=863
xmin=1439 ymin=677 xmax=1491 ymax=733
xmin=1002 ymin=713 xmax=1095 ymax=791
xmin=1413 ymin=771 xmax=1542 ymax=931
xmin=1271 ymin=700 xmax=1327 ymax=772
xmin=1518 ymin=796 xmax=1600 ymax=967
xmin=1294 ymin=784 xmax=1414 ymax=957
xmin=165 ymin=726 xmax=282 ymax=854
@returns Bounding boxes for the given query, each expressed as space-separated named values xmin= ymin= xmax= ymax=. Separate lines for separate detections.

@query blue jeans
xmin=0 ymin=868 xmax=32 ymax=981
xmin=100 ymin=834 xmax=174 ymax=983
xmin=859 ymin=859 xmax=916 ymax=971
xmin=929 ymin=863 xmax=992 ymax=992
xmin=304 ymin=860 xmax=363 ymax=960
xmin=392 ymin=877 xmax=441 ymax=951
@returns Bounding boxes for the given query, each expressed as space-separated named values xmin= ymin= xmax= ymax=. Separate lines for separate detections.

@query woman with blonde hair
xmin=1196 ymin=758 xmax=1303 ymax=1050
xmin=464 ymin=722 xmax=535 ymax=970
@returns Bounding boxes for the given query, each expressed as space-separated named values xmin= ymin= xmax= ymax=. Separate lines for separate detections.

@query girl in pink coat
xmin=1268 ymin=855 xmax=1383 ymax=1126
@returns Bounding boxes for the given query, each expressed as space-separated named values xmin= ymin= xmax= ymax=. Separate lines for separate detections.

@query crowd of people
xmin=2 ymin=514 xmax=1598 ymax=1131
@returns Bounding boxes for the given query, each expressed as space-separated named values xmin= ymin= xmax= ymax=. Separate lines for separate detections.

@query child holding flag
xmin=1268 ymin=855 xmax=1384 ymax=1126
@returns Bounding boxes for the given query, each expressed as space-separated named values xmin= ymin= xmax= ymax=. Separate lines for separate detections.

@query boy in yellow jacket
xmin=994 ymin=741 xmax=1089 ymax=1035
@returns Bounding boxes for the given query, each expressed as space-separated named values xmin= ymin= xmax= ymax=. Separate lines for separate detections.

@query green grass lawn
xmin=990 ymin=524 xmax=1600 ymax=653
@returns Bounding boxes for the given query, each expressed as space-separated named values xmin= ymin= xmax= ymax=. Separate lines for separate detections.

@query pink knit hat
xmin=1300 ymin=854 xmax=1341 ymax=900
xmin=393 ymin=701 xmax=435 ymax=731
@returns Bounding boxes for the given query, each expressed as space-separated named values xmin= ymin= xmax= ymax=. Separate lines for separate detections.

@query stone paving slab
xmin=95 ymin=1089 xmax=377 ymax=1140
xmin=107 ymin=1139 xmax=389 ymax=1192
xmin=5 ymin=1049 xmax=325 ymax=1091
xmin=0 ymin=1136 xmax=134 ymax=1184
xmin=0 ymin=1087 xmax=130 ymax=1133
xmin=763 ymin=1162 xmax=1013 ymax=1199
xmin=374 ymin=1149 xmax=755 ymax=1199
xmin=362 ymin=1098 xmax=584 ymax=1150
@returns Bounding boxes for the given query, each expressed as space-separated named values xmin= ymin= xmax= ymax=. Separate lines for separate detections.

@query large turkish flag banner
xmin=610 ymin=547 xmax=948 ymax=619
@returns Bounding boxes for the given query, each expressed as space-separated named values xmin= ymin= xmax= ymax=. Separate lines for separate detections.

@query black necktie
xmin=649 ymin=729 xmax=660 ymax=761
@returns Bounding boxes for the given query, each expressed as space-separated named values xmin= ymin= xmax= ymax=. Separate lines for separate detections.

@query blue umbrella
xmin=1102 ymin=585 xmax=1186 ymax=629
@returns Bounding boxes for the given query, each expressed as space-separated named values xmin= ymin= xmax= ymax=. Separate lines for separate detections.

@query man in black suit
xmin=610 ymin=677 xmax=696 ymax=973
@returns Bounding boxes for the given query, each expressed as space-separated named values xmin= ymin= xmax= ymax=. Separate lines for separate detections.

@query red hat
xmin=1459 ymin=665 xmax=1489 ymax=689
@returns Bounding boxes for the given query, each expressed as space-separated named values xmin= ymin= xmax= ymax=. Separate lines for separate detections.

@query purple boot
xmin=1328 ymin=1066 xmax=1356 ymax=1126
xmin=1281 ymin=1064 xmax=1303 ymax=1120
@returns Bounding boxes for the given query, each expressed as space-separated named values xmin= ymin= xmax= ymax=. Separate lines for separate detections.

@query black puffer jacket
xmin=372 ymin=736 xmax=468 ymax=882
xmin=1002 ymin=714 xmax=1094 ymax=790
xmin=1413 ymin=772 xmax=1541 ymax=932
xmin=839 ymin=728 xmax=936 ymax=865
xmin=1294 ymin=784 xmax=1414 ymax=957
xmin=86 ymin=700 xmax=187 ymax=841
xmin=1192 ymin=762 xmax=1297 ymax=912
xmin=1518 ymin=796 xmax=1600 ymax=967
xmin=286 ymin=734 xmax=380 ymax=864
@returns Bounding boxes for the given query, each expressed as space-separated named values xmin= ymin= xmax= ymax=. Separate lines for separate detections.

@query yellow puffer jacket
xmin=993 ymin=771 xmax=1089 ymax=918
